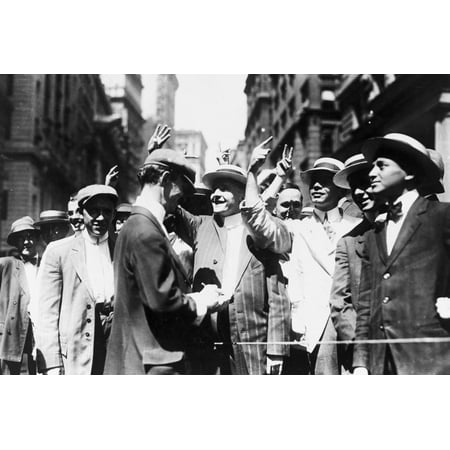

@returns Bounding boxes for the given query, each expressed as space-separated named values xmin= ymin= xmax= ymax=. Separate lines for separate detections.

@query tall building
xmin=243 ymin=74 xmax=342 ymax=186
xmin=102 ymin=74 xmax=145 ymax=199
xmin=142 ymin=74 xmax=179 ymax=151
xmin=174 ymin=130 xmax=207 ymax=182
xmin=335 ymin=74 xmax=450 ymax=200
xmin=0 ymin=74 xmax=126 ymax=253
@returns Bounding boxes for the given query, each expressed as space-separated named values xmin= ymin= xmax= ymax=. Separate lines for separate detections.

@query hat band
xmin=314 ymin=162 xmax=341 ymax=171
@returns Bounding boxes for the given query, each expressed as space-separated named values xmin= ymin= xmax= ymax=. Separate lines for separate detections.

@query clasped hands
xmin=190 ymin=284 xmax=229 ymax=317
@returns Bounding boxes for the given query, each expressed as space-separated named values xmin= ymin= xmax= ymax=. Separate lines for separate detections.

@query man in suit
xmin=285 ymin=158 xmax=360 ymax=374
xmin=104 ymin=149 xmax=223 ymax=375
xmin=35 ymin=210 xmax=71 ymax=248
xmin=0 ymin=217 xmax=40 ymax=375
xmin=37 ymin=185 xmax=118 ymax=375
xmin=174 ymin=141 xmax=291 ymax=375
xmin=329 ymin=154 xmax=380 ymax=372
xmin=353 ymin=133 xmax=450 ymax=375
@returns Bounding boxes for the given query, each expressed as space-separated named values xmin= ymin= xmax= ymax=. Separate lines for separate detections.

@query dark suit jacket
xmin=104 ymin=206 xmax=197 ymax=375
xmin=0 ymin=257 xmax=31 ymax=362
xmin=330 ymin=219 xmax=373 ymax=369
xmin=175 ymin=208 xmax=290 ymax=375
xmin=354 ymin=197 xmax=450 ymax=374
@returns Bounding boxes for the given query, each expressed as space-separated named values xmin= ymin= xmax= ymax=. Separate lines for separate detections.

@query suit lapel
xmin=233 ymin=232 xmax=253 ymax=291
xmin=375 ymin=226 xmax=388 ymax=265
xmin=212 ymin=216 xmax=227 ymax=253
xmin=71 ymin=235 xmax=95 ymax=301
xmin=385 ymin=197 xmax=428 ymax=269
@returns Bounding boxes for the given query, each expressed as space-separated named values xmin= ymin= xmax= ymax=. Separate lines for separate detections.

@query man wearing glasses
xmin=37 ymin=185 xmax=118 ymax=375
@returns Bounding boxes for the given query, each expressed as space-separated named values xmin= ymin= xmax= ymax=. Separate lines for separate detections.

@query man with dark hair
xmin=105 ymin=149 xmax=223 ymax=375
xmin=353 ymin=133 xmax=450 ymax=375
xmin=274 ymin=183 xmax=302 ymax=220
xmin=38 ymin=185 xmax=118 ymax=375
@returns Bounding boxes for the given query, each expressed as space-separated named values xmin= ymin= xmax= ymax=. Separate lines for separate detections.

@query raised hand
xmin=105 ymin=165 xmax=119 ymax=187
xmin=216 ymin=147 xmax=231 ymax=165
xmin=148 ymin=124 xmax=171 ymax=153
xmin=248 ymin=136 xmax=273 ymax=174
xmin=276 ymin=144 xmax=294 ymax=178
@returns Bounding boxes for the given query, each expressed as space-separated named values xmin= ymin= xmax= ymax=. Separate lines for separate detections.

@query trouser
xmin=0 ymin=353 xmax=36 ymax=375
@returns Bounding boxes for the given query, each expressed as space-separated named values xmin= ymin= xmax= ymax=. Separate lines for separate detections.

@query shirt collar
xmin=134 ymin=194 xmax=168 ymax=234
xmin=224 ymin=213 xmax=243 ymax=230
xmin=394 ymin=189 xmax=419 ymax=215
xmin=82 ymin=228 xmax=109 ymax=245
xmin=313 ymin=206 xmax=342 ymax=223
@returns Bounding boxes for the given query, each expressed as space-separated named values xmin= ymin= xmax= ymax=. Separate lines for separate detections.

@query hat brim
xmin=362 ymin=137 xmax=441 ymax=180
xmin=333 ymin=162 xmax=371 ymax=189
xmin=300 ymin=167 xmax=340 ymax=186
xmin=202 ymin=171 xmax=246 ymax=190
xmin=79 ymin=193 xmax=119 ymax=208
xmin=34 ymin=219 xmax=69 ymax=227
xmin=7 ymin=228 xmax=39 ymax=246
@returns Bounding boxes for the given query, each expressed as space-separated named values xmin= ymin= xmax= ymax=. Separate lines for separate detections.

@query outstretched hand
xmin=248 ymin=136 xmax=273 ymax=174
xmin=148 ymin=124 xmax=171 ymax=153
xmin=105 ymin=165 xmax=119 ymax=187
xmin=276 ymin=144 xmax=294 ymax=178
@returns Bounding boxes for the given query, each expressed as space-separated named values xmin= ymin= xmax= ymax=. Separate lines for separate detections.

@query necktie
xmin=323 ymin=213 xmax=335 ymax=241
xmin=387 ymin=202 xmax=403 ymax=223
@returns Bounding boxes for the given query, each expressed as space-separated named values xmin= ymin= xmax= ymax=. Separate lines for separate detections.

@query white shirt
xmin=313 ymin=206 xmax=342 ymax=243
xmin=24 ymin=259 xmax=39 ymax=324
xmin=386 ymin=190 xmax=419 ymax=254
xmin=221 ymin=213 xmax=245 ymax=301
xmin=134 ymin=195 xmax=169 ymax=238
xmin=82 ymin=229 xmax=114 ymax=304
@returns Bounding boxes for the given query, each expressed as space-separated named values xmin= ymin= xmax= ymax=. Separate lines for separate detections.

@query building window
xmin=0 ymin=190 xmax=8 ymax=220
xmin=6 ymin=75 xmax=13 ymax=96
xmin=321 ymin=129 xmax=334 ymax=156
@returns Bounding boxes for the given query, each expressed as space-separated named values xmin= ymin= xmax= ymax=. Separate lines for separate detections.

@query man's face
xmin=348 ymin=170 xmax=376 ymax=212
xmin=309 ymin=172 xmax=342 ymax=211
xmin=163 ymin=173 xmax=190 ymax=214
xmin=82 ymin=196 xmax=115 ymax=237
xmin=15 ymin=231 xmax=38 ymax=259
xmin=114 ymin=213 xmax=130 ymax=234
xmin=369 ymin=157 xmax=409 ymax=198
xmin=67 ymin=200 xmax=84 ymax=232
xmin=40 ymin=222 xmax=70 ymax=244
xmin=276 ymin=188 xmax=302 ymax=220
xmin=210 ymin=179 xmax=244 ymax=217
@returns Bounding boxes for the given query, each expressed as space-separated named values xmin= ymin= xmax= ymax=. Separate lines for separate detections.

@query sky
xmin=141 ymin=74 xmax=247 ymax=170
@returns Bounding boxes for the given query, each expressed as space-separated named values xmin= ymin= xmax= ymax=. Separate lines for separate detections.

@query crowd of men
xmin=1 ymin=123 xmax=450 ymax=375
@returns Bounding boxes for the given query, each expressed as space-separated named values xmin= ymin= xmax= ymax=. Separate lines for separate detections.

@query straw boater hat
xmin=300 ymin=157 xmax=345 ymax=185
xmin=141 ymin=148 xmax=196 ymax=193
xmin=34 ymin=210 xmax=69 ymax=228
xmin=7 ymin=216 xmax=39 ymax=246
xmin=202 ymin=164 xmax=247 ymax=190
xmin=77 ymin=184 xmax=119 ymax=208
xmin=424 ymin=148 xmax=445 ymax=194
xmin=115 ymin=203 xmax=132 ymax=215
xmin=333 ymin=154 xmax=371 ymax=189
xmin=361 ymin=133 xmax=441 ymax=180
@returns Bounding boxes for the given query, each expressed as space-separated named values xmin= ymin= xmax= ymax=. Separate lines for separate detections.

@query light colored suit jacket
xmin=37 ymin=234 xmax=113 ymax=375
xmin=287 ymin=211 xmax=360 ymax=352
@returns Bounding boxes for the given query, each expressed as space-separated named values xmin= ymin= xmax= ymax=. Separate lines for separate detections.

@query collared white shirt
xmin=386 ymin=189 xmax=419 ymax=254
xmin=24 ymin=259 xmax=39 ymax=324
xmin=82 ymin=229 xmax=114 ymax=304
xmin=134 ymin=195 xmax=169 ymax=238
xmin=221 ymin=213 xmax=245 ymax=301
xmin=313 ymin=206 xmax=342 ymax=243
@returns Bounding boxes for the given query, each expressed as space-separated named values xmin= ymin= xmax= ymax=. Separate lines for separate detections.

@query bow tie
xmin=386 ymin=202 xmax=403 ymax=223
xmin=22 ymin=256 xmax=39 ymax=266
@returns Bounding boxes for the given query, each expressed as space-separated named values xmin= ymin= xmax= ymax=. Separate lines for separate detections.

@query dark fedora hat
xmin=361 ymin=133 xmax=441 ymax=180
xmin=141 ymin=148 xmax=196 ymax=190
xmin=202 ymin=164 xmax=247 ymax=190
xmin=333 ymin=154 xmax=371 ymax=189
xmin=7 ymin=216 xmax=39 ymax=246
xmin=34 ymin=210 xmax=69 ymax=228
